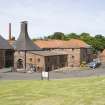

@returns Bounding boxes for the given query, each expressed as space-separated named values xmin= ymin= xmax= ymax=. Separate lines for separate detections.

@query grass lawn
xmin=0 ymin=77 xmax=105 ymax=105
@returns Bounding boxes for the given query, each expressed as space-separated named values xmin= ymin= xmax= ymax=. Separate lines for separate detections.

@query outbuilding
xmin=0 ymin=35 xmax=14 ymax=68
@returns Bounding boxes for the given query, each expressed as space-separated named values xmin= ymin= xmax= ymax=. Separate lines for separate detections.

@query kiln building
xmin=14 ymin=21 xmax=67 ymax=71
xmin=7 ymin=21 xmax=93 ymax=72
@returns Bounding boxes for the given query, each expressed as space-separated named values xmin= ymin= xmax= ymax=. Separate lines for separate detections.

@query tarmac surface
xmin=0 ymin=67 xmax=105 ymax=80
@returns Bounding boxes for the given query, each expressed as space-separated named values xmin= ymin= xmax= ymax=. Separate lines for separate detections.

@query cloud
xmin=0 ymin=0 xmax=105 ymax=39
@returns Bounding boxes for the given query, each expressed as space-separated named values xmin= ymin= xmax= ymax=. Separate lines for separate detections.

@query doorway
xmin=17 ymin=59 xmax=23 ymax=69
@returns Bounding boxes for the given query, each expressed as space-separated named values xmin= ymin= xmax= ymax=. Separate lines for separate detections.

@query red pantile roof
xmin=34 ymin=39 xmax=90 ymax=49
xmin=66 ymin=39 xmax=90 ymax=48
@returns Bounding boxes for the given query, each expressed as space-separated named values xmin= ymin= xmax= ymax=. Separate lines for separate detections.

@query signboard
xmin=42 ymin=71 xmax=48 ymax=78
xmin=41 ymin=71 xmax=49 ymax=80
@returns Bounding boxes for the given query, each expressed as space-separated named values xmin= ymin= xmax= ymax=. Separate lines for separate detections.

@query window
xmin=72 ymin=56 xmax=74 ymax=59
xmin=29 ymin=58 xmax=32 ymax=62
xmin=37 ymin=58 xmax=40 ymax=62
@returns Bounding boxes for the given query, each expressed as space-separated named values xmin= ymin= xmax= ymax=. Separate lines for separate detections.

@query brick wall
xmin=50 ymin=48 xmax=80 ymax=67
xmin=14 ymin=51 xmax=67 ymax=71
xmin=49 ymin=48 xmax=92 ymax=67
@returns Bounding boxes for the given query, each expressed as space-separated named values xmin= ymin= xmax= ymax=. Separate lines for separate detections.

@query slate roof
xmin=15 ymin=21 xmax=41 ymax=51
xmin=0 ymin=35 xmax=13 ymax=50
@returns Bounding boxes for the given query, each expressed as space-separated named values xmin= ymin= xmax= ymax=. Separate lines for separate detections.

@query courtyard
xmin=0 ymin=67 xmax=105 ymax=80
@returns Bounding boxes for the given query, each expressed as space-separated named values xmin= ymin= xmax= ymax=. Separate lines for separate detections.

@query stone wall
xmin=14 ymin=51 xmax=67 ymax=71
xmin=50 ymin=48 xmax=80 ymax=67
xmin=26 ymin=53 xmax=45 ymax=72
xmin=99 ymin=53 xmax=105 ymax=65
xmin=49 ymin=48 xmax=92 ymax=67
xmin=14 ymin=48 xmax=92 ymax=71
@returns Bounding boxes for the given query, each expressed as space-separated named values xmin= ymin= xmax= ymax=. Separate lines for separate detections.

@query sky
xmin=0 ymin=0 xmax=105 ymax=39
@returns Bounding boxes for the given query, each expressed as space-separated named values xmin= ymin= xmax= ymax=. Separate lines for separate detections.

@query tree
xmin=48 ymin=32 xmax=65 ymax=40
xmin=80 ymin=33 xmax=91 ymax=39
xmin=94 ymin=34 xmax=105 ymax=51
xmin=79 ymin=33 xmax=105 ymax=53
xmin=65 ymin=33 xmax=80 ymax=40
xmin=33 ymin=32 xmax=105 ymax=53
xmin=79 ymin=33 xmax=93 ymax=46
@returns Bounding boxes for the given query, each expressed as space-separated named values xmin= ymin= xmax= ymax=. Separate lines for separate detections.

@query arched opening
xmin=17 ymin=59 xmax=23 ymax=69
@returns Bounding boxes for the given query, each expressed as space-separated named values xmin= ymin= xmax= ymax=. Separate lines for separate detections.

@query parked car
xmin=88 ymin=61 xmax=101 ymax=68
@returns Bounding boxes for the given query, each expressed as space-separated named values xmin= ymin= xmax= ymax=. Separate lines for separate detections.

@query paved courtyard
xmin=0 ymin=67 xmax=105 ymax=80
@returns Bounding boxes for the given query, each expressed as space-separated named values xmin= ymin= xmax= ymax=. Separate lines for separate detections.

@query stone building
xmin=14 ymin=21 xmax=41 ymax=70
xmin=0 ymin=35 xmax=14 ymax=68
xmin=15 ymin=51 xmax=67 ymax=71
xmin=8 ymin=21 xmax=93 ymax=71
xmin=34 ymin=39 xmax=93 ymax=67
xmin=14 ymin=21 xmax=67 ymax=71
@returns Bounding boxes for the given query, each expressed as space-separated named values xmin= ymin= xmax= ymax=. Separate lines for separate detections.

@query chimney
xmin=9 ymin=23 xmax=12 ymax=40
xmin=15 ymin=21 xmax=41 ymax=51
xmin=20 ymin=21 xmax=28 ymax=34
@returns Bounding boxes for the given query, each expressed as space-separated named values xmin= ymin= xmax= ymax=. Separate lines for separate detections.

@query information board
xmin=42 ymin=71 xmax=48 ymax=78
